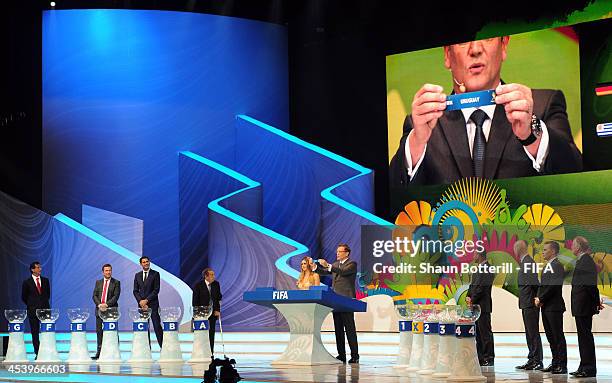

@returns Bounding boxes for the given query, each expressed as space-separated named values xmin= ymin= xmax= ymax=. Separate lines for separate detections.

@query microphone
xmin=453 ymin=77 xmax=466 ymax=93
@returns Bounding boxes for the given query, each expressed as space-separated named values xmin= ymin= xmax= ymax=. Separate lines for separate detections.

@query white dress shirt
xmin=405 ymin=100 xmax=550 ymax=180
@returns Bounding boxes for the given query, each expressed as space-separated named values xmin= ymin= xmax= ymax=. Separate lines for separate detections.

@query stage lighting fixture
xmin=50 ymin=1 xmax=56 ymax=7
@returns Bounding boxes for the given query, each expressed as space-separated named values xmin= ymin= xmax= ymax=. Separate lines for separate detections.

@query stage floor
xmin=1 ymin=332 xmax=611 ymax=382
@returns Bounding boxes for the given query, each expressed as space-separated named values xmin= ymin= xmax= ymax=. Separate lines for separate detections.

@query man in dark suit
xmin=514 ymin=239 xmax=543 ymax=370
xmin=314 ymin=243 xmax=359 ymax=363
xmin=466 ymin=250 xmax=495 ymax=366
xmin=535 ymin=241 xmax=567 ymax=374
xmin=21 ymin=261 xmax=50 ymax=356
xmin=389 ymin=37 xmax=582 ymax=187
xmin=133 ymin=256 xmax=163 ymax=348
xmin=192 ymin=268 xmax=222 ymax=353
xmin=92 ymin=264 xmax=121 ymax=359
xmin=569 ymin=236 xmax=603 ymax=378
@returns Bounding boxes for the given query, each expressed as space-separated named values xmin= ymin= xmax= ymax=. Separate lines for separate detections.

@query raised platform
xmin=1 ymin=332 xmax=611 ymax=382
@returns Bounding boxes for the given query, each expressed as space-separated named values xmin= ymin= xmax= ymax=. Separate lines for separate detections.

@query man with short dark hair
xmin=133 ymin=256 xmax=163 ymax=347
xmin=21 ymin=261 xmax=51 ymax=357
xmin=313 ymin=244 xmax=360 ymax=363
xmin=466 ymin=250 xmax=495 ymax=366
xmin=92 ymin=264 xmax=120 ymax=359
xmin=192 ymin=268 xmax=222 ymax=353
xmin=535 ymin=241 xmax=567 ymax=374
xmin=570 ymin=236 xmax=603 ymax=378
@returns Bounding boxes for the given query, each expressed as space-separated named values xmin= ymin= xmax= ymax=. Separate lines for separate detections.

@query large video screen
xmin=387 ymin=19 xmax=611 ymax=215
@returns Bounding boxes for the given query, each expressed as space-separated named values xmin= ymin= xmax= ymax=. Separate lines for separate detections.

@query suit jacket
xmin=517 ymin=254 xmax=540 ymax=309
xmin=192 ymin=280 xmax=222 ymax=312
xmin=21 ymin=276 xmax=51 ymax=310
xmin=133 ymin=269 xmax=161 ymax=308
xmin=92 ymin=278 xmax=121 ymax=309
xmin=466 ymin=261 xmax=495 ymax=313
xmin=315 ymin=259 xmax=357 ymax=298
xmin=537 ymin=258 xmax=566 ymax=312
xmin=571 ymin=253 xmax=600 ymax=317
xmin=389 ymin=89 xmax=582 ymax=187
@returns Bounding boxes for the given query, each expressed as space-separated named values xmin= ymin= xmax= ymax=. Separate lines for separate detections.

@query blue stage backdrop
xmin=42 ymin=10 xmax=288 ymax=278
xmin=22 ymin=9 xmax=387 ymax=329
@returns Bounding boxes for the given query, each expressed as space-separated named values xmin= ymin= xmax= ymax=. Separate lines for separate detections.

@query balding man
xmin=570 ymin=236 xmax=603 ymax=378
xmin=514 ymin=240 xmax=543 ymax=370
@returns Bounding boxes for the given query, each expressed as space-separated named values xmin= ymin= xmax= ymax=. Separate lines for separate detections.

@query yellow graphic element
xmin=521 ymin=204 xmax=565 ymax=263
xmin=395 ymin=201 xmax=434 ymax=226
xmin=440 ymin=178 xmax=501 ymax=225
xmin=387 ymin=89 xmax=407 ymax=164
xmin=394 ymin=200 xmax=434 ymax=240
xmin=593 ymin=252 xmax=612 ymax=275
xmin=599 ymin=272 xmax=612 ymax=301
xmin=412 ymin=321 xmax=424 ymax=334
xmin=401 ymin=284 xmax=446 ymax=302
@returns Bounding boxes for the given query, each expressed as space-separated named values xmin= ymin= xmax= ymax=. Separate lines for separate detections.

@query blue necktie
xmin=470 ymin=109 xmax=488 ymax=178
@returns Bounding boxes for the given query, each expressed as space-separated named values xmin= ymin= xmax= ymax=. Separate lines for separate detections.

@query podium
xmin=98 ymin=307 xmax=121 ymax=363
xmin=243 ymin=286 xmax=367 ymax=366
xmin=66 ymin=308 xmax=91 ymax=363
xmin=35 ymin=309 xmax=61 ymax=363
xmin=128 ymin=308 xmax=153 ymax=363
xmin=189 ymin=305 xmax=213 ymax=363
xmin=3 ymin=310 xmax=28 ymax=363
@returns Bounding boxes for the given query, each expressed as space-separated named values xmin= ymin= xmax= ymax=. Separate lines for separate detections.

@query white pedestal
xmin=189 ymin=330 xmax=212 ymax=363
xmin=406 ymin=331 xmax=423 ymax=372
xmin=67 ymin=331 xmax=91 ymax=363
xmin=159 ymin=329 xmax=183 ymax=362
xmin=3 ymin=332 xmax=28 ymax=363
xmin=98 ymin=330 xmax=121 ymax=363
xmin=432 ymin=328 xmax=457 ymax=378
xmin=271 ymin=303 xmax=341 ymax=365
xmin=36 ymin=331 xmax=60 ymax=362
xmin=417 ymin=330 xmax=440 ymax=374
xmin=99 ymin=363 xmax=121 ymax=373
xmin=160 ymin=361 xmax=184 ymax=375
xmin=447 ymin=335 xmax=486 ymax=382
xmin=129 ymin=330 xmax=153 ymax=362
xmin=394 ymin=329 xmax=412 ymax=368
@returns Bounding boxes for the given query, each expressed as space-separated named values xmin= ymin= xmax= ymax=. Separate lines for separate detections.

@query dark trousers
xmin=149 ymin=307 xmax=163 ymax=348
xmin=542 ymin=311 xmax=567 ymax=368
xmin=475 ymin=311 xmax=494 ymax=363
xmin=575 ymin=315 xmax=596 ymax=374
xmin=27 ymin=310 xmax=40 ymax=356
xmin=209 ymin=316 xmax=217 ymax=353
xmin=522 ymin=307 xmax=543 ymax=363
xmin=332 ymin=312 xmax=358 ymax=358
xmin=95 ymin=314 xmax=103 ymax=354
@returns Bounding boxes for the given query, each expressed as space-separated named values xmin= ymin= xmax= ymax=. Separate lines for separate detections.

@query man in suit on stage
xmin=570 ymin=236 xmax=603 ymax=378
xmin=466 ymin=250 xmax=495 ymax=366
xmin=133 ymin=256 xmax=163 ymax=348
xmin=389 ymin=37 xmax=582 ymax=187
xmin=535 ymin=241 xmax=567 ymax=374
xmin=192 ymin=268 xmax=222 ymax=353
xmin=21 ymin=261 xmax=50 ymax=357
xmin=92 ymin=264 xmax=121 ymax=359
xmin=313 ymin=243 xmax=360 ymax=363
xmin=513 ymin=239 xmax=543 ymax=370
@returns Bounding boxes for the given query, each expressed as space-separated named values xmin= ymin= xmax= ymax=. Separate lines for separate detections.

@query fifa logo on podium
xmin=272 ymin=291 xmax=289 ymax=300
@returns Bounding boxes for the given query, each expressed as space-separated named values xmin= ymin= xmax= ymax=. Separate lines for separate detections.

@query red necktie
xmin=35 ymin=277 xmax=42 ymax=295
xmin=101 ymin=279 xmax=109 ymax=304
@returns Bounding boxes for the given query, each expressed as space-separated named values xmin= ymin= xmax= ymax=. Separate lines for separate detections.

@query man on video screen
xmin=389 ymin=37 xmax=582 ymax=187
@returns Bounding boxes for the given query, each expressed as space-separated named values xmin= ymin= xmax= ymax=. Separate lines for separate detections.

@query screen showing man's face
xmin=444 ymin=37 xmax=508 ymax=93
